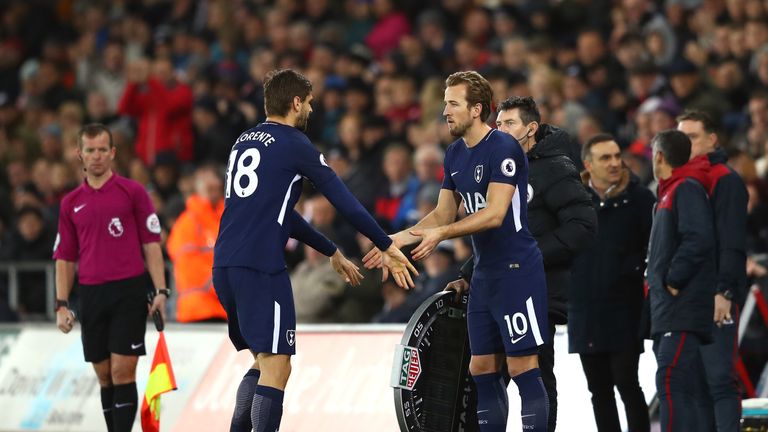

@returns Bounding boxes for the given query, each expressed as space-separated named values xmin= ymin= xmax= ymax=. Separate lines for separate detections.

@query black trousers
xmin=580 ymin=350 xmax=650 ymax=431
xmin=538 ymin=322 xmax=557 ymax=432
xmin=654 ymin=332 xmax=708 ymax=432
xmin=696 ymin=303 xmax=741 ymax=432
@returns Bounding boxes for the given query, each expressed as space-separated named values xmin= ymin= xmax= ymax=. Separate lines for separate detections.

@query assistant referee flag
xmin=141 ymin=332 xmax=177 ymax=432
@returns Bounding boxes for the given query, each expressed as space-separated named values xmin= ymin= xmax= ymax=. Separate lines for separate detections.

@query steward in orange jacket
xmin=167 ymin=167 xmax=226 ymax=322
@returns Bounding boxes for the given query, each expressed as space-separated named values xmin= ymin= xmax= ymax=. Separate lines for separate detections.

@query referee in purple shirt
xmin=53 ymin=123 xmax=169 ymax=432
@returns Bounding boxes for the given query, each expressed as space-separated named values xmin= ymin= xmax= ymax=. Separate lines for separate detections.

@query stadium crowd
xmin=0 ymin=0 xmax=766 ymax=374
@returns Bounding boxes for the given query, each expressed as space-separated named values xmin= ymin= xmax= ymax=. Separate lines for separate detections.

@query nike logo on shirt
xmin=74 ymin=204 xmax=86 ymax=213
xmin=114 ymin=402 xmax=134 ymax=409
xmin=451 ymin=171 xmax=460 ymax=176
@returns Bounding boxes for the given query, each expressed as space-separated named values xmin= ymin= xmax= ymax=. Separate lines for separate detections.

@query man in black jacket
xmin=647 ymin=129 xmax=715 ymax=431
xmin=448 ymin=96 xmax=597 ymax=431
xmin=569 ymin=134 xmax=654 ymax=431
xmin=678 ymin=110 xmax=748 ymax=432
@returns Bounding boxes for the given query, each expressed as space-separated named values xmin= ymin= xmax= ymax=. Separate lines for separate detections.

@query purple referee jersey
xmin=53 ymin=174 xmax=161 ymax=285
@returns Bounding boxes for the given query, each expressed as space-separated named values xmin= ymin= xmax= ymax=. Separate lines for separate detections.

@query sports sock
xmin=230 ymin=369 xmax=261 ymax=432
xmin=472 ymin=372 xmax=509 ymax=431
xmin=100 ymin=386 xmax=115 ymax=432
xmin=251 ymin=385 xmax=284 ymax=432
xmin=512 ymin=368 xmax=549 ymax=431
xmin=112 ymin=382 xmax=138 ymax=432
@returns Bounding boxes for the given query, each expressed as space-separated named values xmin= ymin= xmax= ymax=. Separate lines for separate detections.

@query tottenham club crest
xmin=108 ymin=217 xmax=124 ymax=237
xmin=474 ymin=165 xmax=484 ymax=183
xmin=286 ymin=330 xmax=296 ymax=346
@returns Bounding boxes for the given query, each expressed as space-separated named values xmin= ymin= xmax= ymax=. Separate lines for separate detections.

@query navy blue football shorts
xmin=467 ymin=268 xmax=549 ymax=357
xmin=213 ymin=266 xmax=297 ymax=355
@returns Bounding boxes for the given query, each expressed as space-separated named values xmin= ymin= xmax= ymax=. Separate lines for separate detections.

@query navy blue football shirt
xmin=441 ymin=129 xmax=541 ymax=279
xmin=214 ymin=121 xmax=392 ymax=273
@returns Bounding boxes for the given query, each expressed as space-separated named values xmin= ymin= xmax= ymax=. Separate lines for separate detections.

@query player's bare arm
xmin=143 ymin=242 xmax=168 ymax=322
xmin=411 ymin=182 xmax=515 ymax=261
xmin=363 ymin=189 xmax=461 ymax=269
xmin=55 ymin=259 xmax=76 ymax=333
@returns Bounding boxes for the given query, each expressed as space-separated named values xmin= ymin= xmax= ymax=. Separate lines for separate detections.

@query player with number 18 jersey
xmin=213 ymin=121 xmax=393 ymax=354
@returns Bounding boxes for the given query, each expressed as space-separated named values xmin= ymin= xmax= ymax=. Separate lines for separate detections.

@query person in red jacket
xmin=118 ymin=57 xmax=193 ymax=165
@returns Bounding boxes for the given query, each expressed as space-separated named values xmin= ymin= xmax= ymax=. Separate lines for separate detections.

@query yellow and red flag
xmin=141 ymin=332 xmax=177 ymax=432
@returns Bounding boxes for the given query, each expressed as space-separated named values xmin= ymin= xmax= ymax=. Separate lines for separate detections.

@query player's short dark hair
xmin=78 ymin=123 xmax=114 ymax=148
xmin=652 ymin=129 xmax=691 ymax=168
xmin=263 ymin=69 xmax=313 ymax=117
xmin=676 ymin=109 xmax=718 ymax=134
xmin=497 ymin=96 xmax=541 ymax=125
xmin=582 ymin=133 xmax=617 ymax=161
xmin=445 ymin=71 xmax=493 ymax=122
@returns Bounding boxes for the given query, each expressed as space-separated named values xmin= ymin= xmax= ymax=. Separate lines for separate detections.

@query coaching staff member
xmin=678 ymin=110 xmax=747 ymax=432
xmin=53 ymin=123 xmax=168 ymax=432
xmin=569 ymin=134 xmax=654 ymax=431
xmin=647 ymin=129 xmax=715 ymax=431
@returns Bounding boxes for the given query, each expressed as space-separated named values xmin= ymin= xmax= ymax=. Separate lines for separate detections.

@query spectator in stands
xmin=393 ymin=145 xmax=444 ymax=230
xmin=166 ymin=164 xmax=226 ymax=323
xmin=191 ymin=96 xmax=234 ymax=164
xmin=118 ymin=57 xmax=193 ymax=165
xmin=365 ymin=0 xmax=411 ymax=60
xmin=0 ymin=205 xmax=54 ymax=316
xmin=292 ymin=236 xmax=349 ymax=323
xmin=374 ymin=144 xmax=416 ymax=230
xmin=75 ymin=39 xmax=126 ymax=113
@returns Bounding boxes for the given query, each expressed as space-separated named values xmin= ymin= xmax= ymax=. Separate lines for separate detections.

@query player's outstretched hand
xmin=382 ymin=245 xmax=419 ymax=289
xmin=56 ymin=308 xmax=76 ymax=334
xmin=363 ymin=234 xmax=405 ymax=269
xmin=149 ymin=293 xmax=167 ymax=324
xmin=330 ymin=250 xmax=364 ymax=286
xmin=409 ymin=227 xmax=445 ymax=261
xmin=362 ymin=246 xmax=383 ymax=270
xmin=444 ymin=278 xmax=469 ymax=302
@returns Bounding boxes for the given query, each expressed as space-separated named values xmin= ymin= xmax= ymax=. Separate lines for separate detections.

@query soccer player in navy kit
xmin=54 ymin=124 xmax=169 ymax=432
xmin=212 ymin=69 xmax=417 ymax=432
xmin=365 ymin=71 xmax=550 ymax=431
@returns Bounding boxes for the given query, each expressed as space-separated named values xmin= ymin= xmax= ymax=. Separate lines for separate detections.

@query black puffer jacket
xmin=461 ymin=124 xmax=597 ymax=324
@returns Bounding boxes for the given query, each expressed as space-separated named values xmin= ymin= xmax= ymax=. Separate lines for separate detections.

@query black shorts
xmin=79 ymin=274 xmax=149 ymax=363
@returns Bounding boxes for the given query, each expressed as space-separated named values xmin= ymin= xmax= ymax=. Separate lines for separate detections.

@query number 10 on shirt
xmin=226 ymin=148 xmax=262 ymax=198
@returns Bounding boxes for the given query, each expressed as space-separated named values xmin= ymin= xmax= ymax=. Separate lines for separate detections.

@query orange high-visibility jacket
xmin=167 ymin=195 xmax=226 ymax=322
